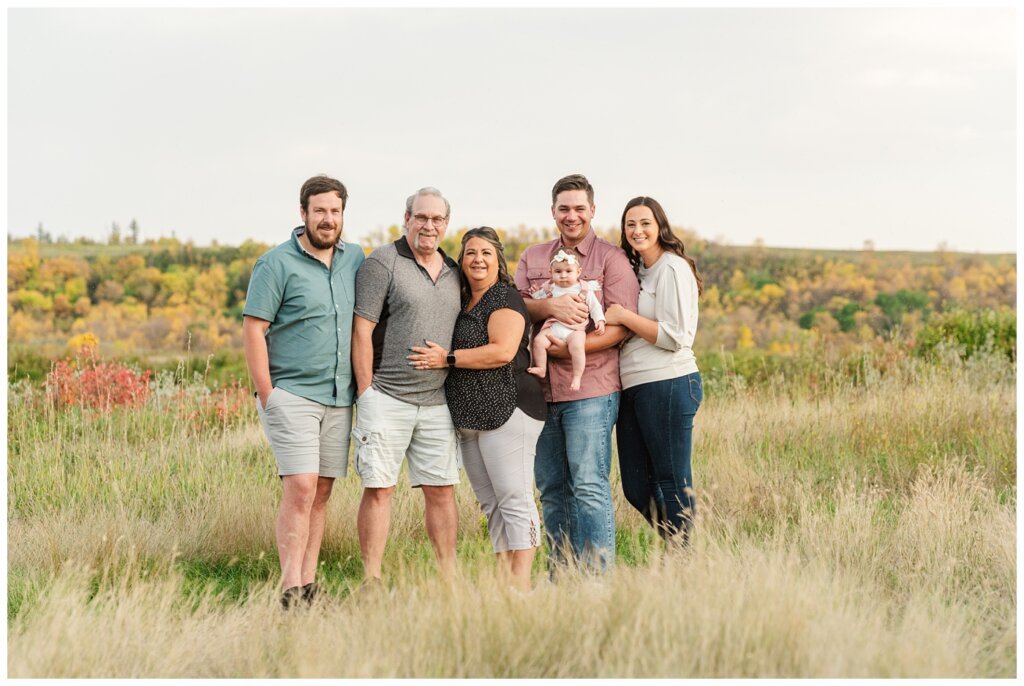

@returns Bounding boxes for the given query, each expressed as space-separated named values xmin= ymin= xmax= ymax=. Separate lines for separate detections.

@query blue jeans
xmin=534 ymin=392 xmax=619 ymax=573
xmin=616 ymin=373 xmax=702 ymax=542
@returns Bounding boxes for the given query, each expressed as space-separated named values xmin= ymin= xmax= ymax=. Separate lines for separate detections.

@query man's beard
xmin=306 ymin=221 xmax=340 ymax=249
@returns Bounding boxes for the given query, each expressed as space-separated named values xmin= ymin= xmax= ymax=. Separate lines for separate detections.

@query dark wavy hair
xmin=619 ymin=196 xmax=703 ymax=296
xmin=456 ymin=226 xmax=514 ymax=303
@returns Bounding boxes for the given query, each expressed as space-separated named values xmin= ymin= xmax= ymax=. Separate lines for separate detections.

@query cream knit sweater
xmin=619 ymin=252 xmax=699 ymax=390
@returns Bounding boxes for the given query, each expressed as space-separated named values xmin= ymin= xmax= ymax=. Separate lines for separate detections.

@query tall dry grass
xmin=6 ymin=351 xmax=1016 ymax=677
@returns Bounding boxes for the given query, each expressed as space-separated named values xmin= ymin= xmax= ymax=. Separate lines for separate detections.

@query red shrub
xmin=47 ymin=356 xmax=152 ymax=410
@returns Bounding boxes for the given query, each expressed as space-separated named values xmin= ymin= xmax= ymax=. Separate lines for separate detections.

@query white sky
xmin=6 ymin=6 xmax=1018 ymax=253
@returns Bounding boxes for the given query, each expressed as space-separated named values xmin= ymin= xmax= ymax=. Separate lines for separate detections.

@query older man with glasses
xmin=351 ymin=187 xmax=463 ymax=585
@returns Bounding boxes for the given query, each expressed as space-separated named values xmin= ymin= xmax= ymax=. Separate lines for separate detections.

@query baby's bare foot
xmin=570 ymin=379 xmax=582 ymax=391
xmin=527 ymin=367 xmax=546 ymax=379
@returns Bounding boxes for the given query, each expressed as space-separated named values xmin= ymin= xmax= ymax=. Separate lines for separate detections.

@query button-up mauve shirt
xmin=514 ymin=229 xmax=640 ymax=403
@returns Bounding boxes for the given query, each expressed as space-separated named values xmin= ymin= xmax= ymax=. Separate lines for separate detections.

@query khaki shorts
xmin=255 ymin=387 xmax=352 ymax=477
xmin=352 ymin=386 xmax=460 ymax=488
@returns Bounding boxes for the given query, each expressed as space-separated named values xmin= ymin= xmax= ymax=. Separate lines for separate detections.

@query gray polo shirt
xmin=243 ymin=226 xmax=365 ymax=407
xmin=354 ymin=237 xmax=462 ymax=406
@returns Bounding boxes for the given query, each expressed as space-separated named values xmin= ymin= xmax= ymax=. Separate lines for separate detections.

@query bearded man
xmin=242 ymin=175 xmax=365 ymax=608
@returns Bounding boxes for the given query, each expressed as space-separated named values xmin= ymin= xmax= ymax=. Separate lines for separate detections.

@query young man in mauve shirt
xmin=514 ymin=173 xmax=640 ymax=574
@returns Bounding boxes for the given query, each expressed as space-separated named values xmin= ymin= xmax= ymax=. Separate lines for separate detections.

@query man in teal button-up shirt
xmin=243 ymin=175 xmax=365 ymax=608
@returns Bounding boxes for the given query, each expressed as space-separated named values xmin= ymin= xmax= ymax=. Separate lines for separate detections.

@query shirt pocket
xmin=526 ymin=268 xmax=549 ymax=286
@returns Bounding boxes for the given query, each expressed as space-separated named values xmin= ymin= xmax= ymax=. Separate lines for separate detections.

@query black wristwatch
xmin=446 ymin=351 xmax=456 ymax=368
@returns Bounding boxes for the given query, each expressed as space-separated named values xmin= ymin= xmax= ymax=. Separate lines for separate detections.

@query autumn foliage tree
xmin=6 ymin=228 xmax=1016 ymax=385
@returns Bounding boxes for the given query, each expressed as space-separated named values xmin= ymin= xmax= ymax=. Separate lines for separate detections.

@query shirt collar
xmin=394 ymin=235 xmax=457 ymax=269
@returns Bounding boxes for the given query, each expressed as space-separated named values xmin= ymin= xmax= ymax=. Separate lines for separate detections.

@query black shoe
xmin=301 ymin=582 xmax=320 ymax=605
xmin=280 ymin=585 xmax=303 ymax=610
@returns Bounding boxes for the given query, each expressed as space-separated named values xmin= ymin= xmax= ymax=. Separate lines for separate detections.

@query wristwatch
xmin=446 ymin=351 xmax=456 ymax=368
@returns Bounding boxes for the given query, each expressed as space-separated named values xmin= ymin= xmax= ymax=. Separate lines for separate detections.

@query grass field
xmin=6 ymin=349 xmax=1016 ymax=677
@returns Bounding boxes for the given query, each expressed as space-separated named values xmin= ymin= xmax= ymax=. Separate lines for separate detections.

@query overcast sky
xmin=6 ymin=7 xmax=1017 ymax=253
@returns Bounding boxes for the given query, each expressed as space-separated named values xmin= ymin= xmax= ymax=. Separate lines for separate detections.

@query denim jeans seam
xmin=604 ymin=392 xmax=617 ymax=554
xmin=665 ymin=379 xmax=684 ymax=504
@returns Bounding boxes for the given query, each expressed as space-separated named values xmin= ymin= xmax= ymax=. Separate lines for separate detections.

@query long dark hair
xmin=456 ymin=226 xmax=514 ymax=304
xmin=619 ymin=196 xmax=703 ymax=296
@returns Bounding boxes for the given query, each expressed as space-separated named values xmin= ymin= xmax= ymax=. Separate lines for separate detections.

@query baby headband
xmin=551 ymin=250 xmax=579 ymax=266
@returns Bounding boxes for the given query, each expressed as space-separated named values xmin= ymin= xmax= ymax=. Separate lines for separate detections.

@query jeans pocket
xmin=688 ymin=376 xmax=703 ymax=406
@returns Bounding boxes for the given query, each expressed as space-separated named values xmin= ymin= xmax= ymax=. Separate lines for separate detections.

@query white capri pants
xmin=458 ymin=408 xmax=545 ymax=553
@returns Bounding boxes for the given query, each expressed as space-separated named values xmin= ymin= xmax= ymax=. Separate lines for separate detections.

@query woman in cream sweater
xmin=604 ymin=196 xmax=704 ymax=545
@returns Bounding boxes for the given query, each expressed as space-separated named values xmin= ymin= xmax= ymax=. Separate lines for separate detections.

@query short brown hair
xmin=551 ymin=173 xmax=594 ymax=206
xmin=300 ymin=175 xmax=348 ymax=212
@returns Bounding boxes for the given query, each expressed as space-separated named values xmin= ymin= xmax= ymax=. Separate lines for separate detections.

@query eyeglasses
xmin=411 ymin=214 xmax=449 ymax=228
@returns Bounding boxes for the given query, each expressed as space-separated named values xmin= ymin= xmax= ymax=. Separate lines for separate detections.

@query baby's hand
xmin=594 ymin=320 xmax=606 ymax=335
xmin=604 ymin=303 xmax=625 ymax=326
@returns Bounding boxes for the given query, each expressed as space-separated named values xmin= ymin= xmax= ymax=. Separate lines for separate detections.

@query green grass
xmin=6 ymin=348 xmax=1016 ymax=677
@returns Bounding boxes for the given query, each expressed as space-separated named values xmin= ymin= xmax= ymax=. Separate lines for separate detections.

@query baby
xmin=527 ymin=249 xmax=605 ymax=391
